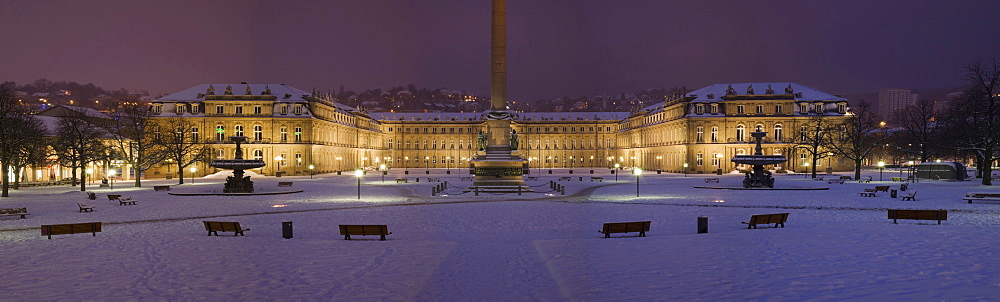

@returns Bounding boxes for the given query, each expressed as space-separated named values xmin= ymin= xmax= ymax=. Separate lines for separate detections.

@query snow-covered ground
xmin=1 ymin=169 xmax=999 ymax=300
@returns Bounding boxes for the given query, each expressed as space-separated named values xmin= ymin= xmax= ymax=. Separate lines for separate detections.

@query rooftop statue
xmin=726 ymin=84 xmax=736 ymax=95
xmin=262 ymin=85 xmax=272 ymax=95
xmin=786 ymin=84 xmax=794 ymax=94
xmin=747 ymin=85 xmax=754 ymax=95
xmin=206 ymin=84 xmax=216 ymax=95
xmin=766 ymin=84 xmax=774 ymax=94
xmin=225 ymin=85 xmax=233 ymax=95
xmin=245 ymin=85 xmax=252 ymax=95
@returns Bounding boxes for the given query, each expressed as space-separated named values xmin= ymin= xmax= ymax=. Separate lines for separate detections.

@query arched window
xmin=755 ymin=124 xmax=764 ymax=132
xmin=215 ymin=125 xmax=225 ymax=141
xmin=774 ymin=124 xmax=784 ymax=141
xmin=736 ymin=125 xmax=746 ymax=142
xmin=235 ymin=125 xmax=244 ymax=137
xmin=253 ymin=149 xmax=263 ymax=160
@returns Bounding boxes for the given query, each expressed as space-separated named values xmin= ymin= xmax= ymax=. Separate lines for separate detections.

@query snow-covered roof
xmin=59 ymin=105 xmax=113 ymax=119
xmin=370 ymin=112 xmax=630 ymax=122
xmin=685 ymin=82 xmax=846 ymax=103
xmin=157 ymin=84 xmax=313 ymax=102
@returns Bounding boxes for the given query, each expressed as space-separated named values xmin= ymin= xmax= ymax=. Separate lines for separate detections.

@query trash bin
xmin=569 ymin=170 xmax=573 ymax=174
xmin=548 ymin=170 xmax=552 ymax=174
xmin=891 ymin=189 xmax=898 ymax=198
xmin=590 ymin=170 xmax=594 ymax=174
xmin=337 ymin=170 xmax=341 ymax=175
xmin=87 ymin=192 xmax=96 ymax=200
xmin=657 ymin=169 xmax=662 ymax=174
xmin=698 ymin=216 xmax=709 ymax=234
xmin=282 ymin=221 xmax=293 ymax=239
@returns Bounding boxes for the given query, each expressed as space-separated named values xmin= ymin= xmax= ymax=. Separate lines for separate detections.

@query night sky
xmin=2 ymin=0 xmax=998 ymax=100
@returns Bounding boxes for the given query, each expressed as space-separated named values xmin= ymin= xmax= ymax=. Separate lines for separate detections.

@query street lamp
xmin=336 ymin=157 xmax=343 ymax=172
xmin=107 ymin=170 xmax=116 ymax=190
xmin=683 ymin=163 xmax=689 ymax=177
xmin=424 ymin=156 xmax=429 ymax=174
xmin=803 ymin=163 xmax=809 ymax=179
xmin=274 ymin=155 xmax=284 ymax=176
xmin=379 ymin=163 xmax=387 ymax=182
xmin=877 ymin=161 xmax=885 ymax=181
xmin=86 ymin=168 xmax=93 ymax=185
xmin=308 ymin=165 xmax=315 ymax=179
xmin=190 ymin=167 xmax=197 ymax=184
xmin=633 ymin=167 xmax=642 ymax=197
xmin=614 ymin=163 xmax=620 ymax=181
xmin=404 ymin=156 xmax=409 ymax=174
xmin=827 ymin=152 xmax=834 ymax=175
xmin=656 ymin=156 xmax=662 ymax=171
xmin=355 ymin=169 xmax=363 ymax=199
xmin=446 ymin=156 xmax=451 ymax=174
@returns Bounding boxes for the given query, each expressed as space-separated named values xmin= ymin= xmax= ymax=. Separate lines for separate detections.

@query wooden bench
xmin=888 ymin=209 xmax=946 ymax=224
xmin=559 ymin=176 xmax=572 ymax=181
xmin=874 ymin=185 xmax=890 ymax=192
xmin=41 ymin=222 xmax=101 ymax=239
xmin=153 ymin=185 xmax=171 ymax=191
xmin=840 ymin=176 xmax=853 ymax=181
xmin=963 ymin=192 xmax=1000 ymax=204
xmin=203 ymin=221 xmax=249 ymax=236
xmin=901 ymin=191 xmax=917 ymax=201
xmin=526 ymin=176 xmax=539 ymax=181
xmin=858 ymin=188 xmax=876 ymax=197
xmin=590 ymin=176 xmax=604 ymax=182
xmin=827 ymin=179 xmax=844 ymax=184
xmin=107 ymin=194 xmax=137 ymax=205
xmin=900 ymin=183 xmax=909 ymax=191
xmin=395 ymin=178 xmax=408 ymax=183
xmin=742 ymin=213 xmax=789 ymax=229
xmin=704 ymin=178 xmax=720 ymax=183
xmin=339 ymin=224 xmax=391 ymax=241
xmin=277 ymin=182 xmax=294 ymax=187
xmin=891 ymin=177 xmax=903 ymax=182
xmin=77 ymin=202 xmax=96 ymax=212
xmin=859 ymin=176 xmax=872 ymax=183
xmin=0 ymin=207 xmax=29 ymax=219
xmin=427 ymin=178 xmax=440 ymax=182
xmin=599 ymin=221 xmax=651 ymax=238
xmin=812 ymin=176 xmax=824 ymax=181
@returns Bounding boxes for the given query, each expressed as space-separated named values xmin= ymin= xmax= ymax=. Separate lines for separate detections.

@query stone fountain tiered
xmin=731 ymin=132 xmax=787 ymax=188
xmin=210 ymin=136 xmax=266 ymax=193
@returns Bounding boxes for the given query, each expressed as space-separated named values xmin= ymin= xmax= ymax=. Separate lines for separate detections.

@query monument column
xmin=491 ymin=0 xmax=507 ymax=111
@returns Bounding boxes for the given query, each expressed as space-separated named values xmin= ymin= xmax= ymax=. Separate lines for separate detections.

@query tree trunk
xmin=983 ymin=148 xmax=993 ymax=186
xmin=71 ymin=167 xmax=78 ymax=186
xmin=79 ymin=168 xmax=86 ymax=191
xmin=854 ymin=160 xmax=863 ymax=180
xmin=811 ymin=158 xmax=819 ymax=178
xmin=177 ymin=164 xmax=185 ymax=184
xmin=12 ymin=166 xmax=20 ymax=190
xmin=134 ymin=171 xmax=142 ymax=187
xmin=1 ymin=162 xmax=9 ymax=197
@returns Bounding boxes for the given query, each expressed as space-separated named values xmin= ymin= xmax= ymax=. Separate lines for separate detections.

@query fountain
xmin=210 ymin=136 xmax=266 ymax=193
xmin=731 ymin=132 xmax=787 ymax=188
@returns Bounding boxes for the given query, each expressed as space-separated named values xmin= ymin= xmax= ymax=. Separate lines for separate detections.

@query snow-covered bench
xmin=41 ymin=222 xmax=101 ymax=239
xmin=590 ymin=176 xmax=603 ymax=182
xmin=599 ymin=221 xmax=650 ymax=238
xmin=901 ymin=191 xmax=917 ymax=201
xmin=742 ymin=213 xmax=788 ymax=229
xmin=704 ymin=178 xmax=719 ymax=183
xmin=858 ymin=188 xmax=876 ymax=197
xmin=888 ymin=209 xmax=946 ymax=225
xmin=395 ymin=178 xmax=408 ymax=183
xmin=874 ymin=185 xmax=890 ymax=192
xmin=559 ymin=176 xmax=572 ymax=181
xmin=153 ymin=185 xmax=171 ymax=191
xmin=859 ymin=176 xmax=872 ymax=183
xmin=203 ymin=221 xmax=249 ymax=236
xmin=964 ymin=192 xmax=1000 ymax=204
xmin=339 ymin=224 xmax=391 ymax=241
xmin=107 ymin=194 xmax=137 ymax=205
xmin=277 ymin=182 xmax=294 ymax=187
xmin=827 ymin=179 xmax=844 ymax=184
xmin=0 ymin=207 xmax=29 ymax=219
xmin=77 ymin=202 xmax=96 ymax=212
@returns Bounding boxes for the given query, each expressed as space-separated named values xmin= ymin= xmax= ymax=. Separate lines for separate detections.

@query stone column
xmin=490 ymin=0 xmax=506 ymax=111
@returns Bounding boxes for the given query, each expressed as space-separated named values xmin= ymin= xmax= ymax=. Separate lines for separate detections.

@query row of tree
xmin=0 ymin=85 xmax=210 ymax=197
xmin=795 ymin=59 xmax=1000 ymax=185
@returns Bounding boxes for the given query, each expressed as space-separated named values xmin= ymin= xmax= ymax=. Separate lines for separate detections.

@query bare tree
xmin=0 ymin=84 xmax=43 ymax=197
xmin=941 ymin=59 xmax=1000 ymax=184
xmin=7 ymin=118 xmax=49 ymax=190
xmin=894 ymin=99 xmax=942 ymax=162
xmin=794 ymin=115 xmax=836 ymax=178
xmin=53 ymin=116 xmax=109 ymax=191
xmin=826 ymin=102 xmax=891 ymax=180
xmin=106 ymin=100 xmax=165 ymax=187
xmin=156 ymin=118 xmax=210 ymax=184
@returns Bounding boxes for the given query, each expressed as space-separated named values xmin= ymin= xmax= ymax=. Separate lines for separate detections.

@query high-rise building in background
xmin=878 ymin=88 xmax=917 ymax=122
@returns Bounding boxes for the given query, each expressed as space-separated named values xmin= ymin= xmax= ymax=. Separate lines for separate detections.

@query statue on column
xmin=477 ymin=131 xmax=487 ymax=151
xmin=510 ymin=129 xmax=519 ymax=150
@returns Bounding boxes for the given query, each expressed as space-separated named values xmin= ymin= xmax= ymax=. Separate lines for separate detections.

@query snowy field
xmin=1 ymin=169 xmax=999 ymax=301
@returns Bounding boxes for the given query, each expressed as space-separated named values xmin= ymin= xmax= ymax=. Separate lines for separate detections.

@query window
xmin=280 ymin=127 xmax=288 ymax=142
xmin=695 ymin=104 xmax=704 ymax=114
xmin=711 ymin=126 xmax=719 ymax=142
xmin=191 ymin=127 xmax=199 ymax=142
xmin=710 ymin=104 xmax=719 ymax=114
xmin=800 ymin=126 xmax=808 ymax=141
xmin=838 ymin=103 xmax=847 ymax=114
xmin=152 ymin=105 xmax=162 ymax=114
xmin=737 ymin=105 xmax=745 ymax=114
xmin=176 ymin=105 xmax=185 ymax=114
xmin=215 ymin=125 xmax=225 ymax=141
xmin=294 ymin=127 xmax=302 ymax=142
xmin=799 ymin=103 xmax=808 ymax=113
xmin=216 ymin=105 xmax=224 ymax=114
xmin=191 ymin=105 xmax=200 ymax=114
xmin=800 ymin=153 xmax=808 ymax=166
xmin=216 ymin=148 xmax=224 ymax=159
xmin=253 ymin=125 xmax=262 ymax=141
xmin=254 ymin=106 xmax=262 ymax=114
xmin=253 ymin=150 xmax=263 ymax=160
xmin=280 ymin=153 xmax=287 ymax=166
xmin=280 ymin=105 xmax=288 ymax=114
xmin=756 ymin=105 xmax=764 ymax=114
xmin=775 ymin=104 xmax=783 ymax=114
xmin=294 ymin=105 xmax=303 ymax=114
xmin=235 ymin=105 xmax=243 ymax=114
xmin=774 ymin=124 xmax=784 ymax=141
xmin=234 ymin=125 xmax=244 ymax=137
xmin=295 ymin=153 xmax=302 ymax=166
xmin=736 ymin=125 xmax=746 ymax=142
xmin=696 ymin=153 xmax=704 ymax=166
xmin=815 ymin=103 xmax=824 ymax=113
xmin=696 ymin=127 xmax=704 ymax=142
xmin=712 ymin=153 xmax=720 ymax=166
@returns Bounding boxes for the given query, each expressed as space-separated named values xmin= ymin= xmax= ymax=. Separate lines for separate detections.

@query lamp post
xmin=107 ymin=170 xmax=116 ymax=190
xmin=404 ymin=156 xmax=409 ymax=174
xmin=908 ymin=160 xmax=915 ymax=183
xmin=656 ymin=156 xmax=662 ymax=171
xmin=86 ymin=168 xmax=93 ymax=185
xmin=379 ymin=163 xmax=387 ymax=182
xmin=274 ymin=155 xmax=283 ymax=176
xmin=424 ymin=156 xmax=429 ymax=174
xmin=355 ymin=169 xmax=363 ymax=199
xmin=715 ymin=153 xmax=723 ymax=175
xmin=308 ymin=165 xmax=315 ymax=179
xmin=683 ymin=163 xmax=689 ymax=177
xmin=614 ymin=163 xmax=620 ymax=181
xmin=446 ymin=156 xmax=451 ymax=174
xmin=633 ymin=167 xmax=642 ymax=197
xmin=877 ymin=161 xmax=885 ymax=181
xmin=336 ymin=157 xmax=343 ymax=172
xmin=190 ymin=167 xmax=197 ymax=184
xmin=803 ymin=163 xmax=809 ymax=179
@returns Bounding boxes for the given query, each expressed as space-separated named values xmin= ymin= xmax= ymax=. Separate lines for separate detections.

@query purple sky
xmin=2 ymin=0 xmax=998 ymax=100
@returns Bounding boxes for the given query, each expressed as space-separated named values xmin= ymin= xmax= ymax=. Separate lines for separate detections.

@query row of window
xmin=693 ymin=103 xmax=848 ymax=115
xmin=389 ymin=126 xmax=613 ymax=134
xmin=692 ymin=124 xmax=823 ymax=143
xmin=211 ymin=125 xmax=303 ymax=142
xmin=151 ymin=103 xmax=306 ymax=115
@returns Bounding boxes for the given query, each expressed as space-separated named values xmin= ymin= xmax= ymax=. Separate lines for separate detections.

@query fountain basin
xmin=210 ymin=159 xmax=266 ymax=170
xmin=731 ymin=155 xmax=787 ymax=166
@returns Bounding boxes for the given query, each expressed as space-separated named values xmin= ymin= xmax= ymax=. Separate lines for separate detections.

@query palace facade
xmin=147 ymin=82 xmax=851 ymax=178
